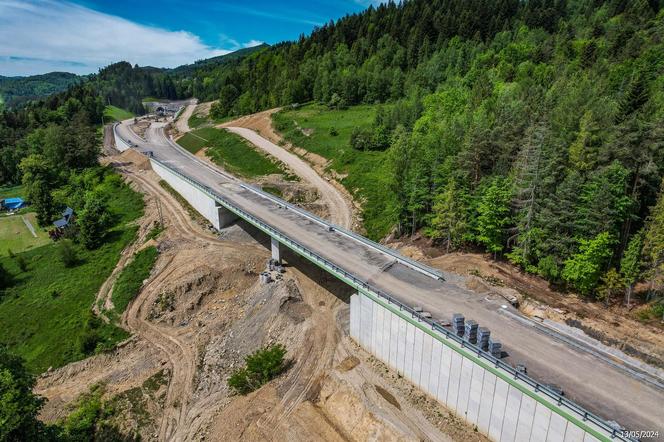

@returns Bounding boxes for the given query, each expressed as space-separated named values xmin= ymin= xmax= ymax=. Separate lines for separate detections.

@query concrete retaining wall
xmin=113 ymin=126 xmax=132 ymax=152
xmin=350 ymin=291 xmax=607 ymax=442
xmin=150 ymin=159 xmax=236 ymax=230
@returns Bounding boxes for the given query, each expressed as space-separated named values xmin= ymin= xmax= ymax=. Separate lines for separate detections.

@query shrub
xmin=0 ymin=262 xmax=11 ymax=290
xmin=59 ymin=239 xmax=78 ymax=268
xmin=14 ymin=255 xmax=28 ymax=272
xmin=329 ymin=126 xmax=338 ymax=136
xmin=228 ymin=344 xmax=288 ymax=395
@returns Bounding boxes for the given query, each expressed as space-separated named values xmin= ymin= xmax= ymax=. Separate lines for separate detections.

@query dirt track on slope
xmin=37 ymin=147 xmax=487 ymax=441
xmin=174 ymin=103 xmax=196 ymax=134
xmin=219 ymin=109 xmax=358 ymax=230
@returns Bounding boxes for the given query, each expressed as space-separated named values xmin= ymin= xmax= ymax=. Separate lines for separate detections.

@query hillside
xmin=0 ymin=72 xmax=82 ymax=109
xmin=190 ymin=0 xmax=664 ymax=303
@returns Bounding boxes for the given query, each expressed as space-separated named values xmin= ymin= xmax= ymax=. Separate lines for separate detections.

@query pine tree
xmin=643 ymin=180 xmax=664 ymax=298
xmin=427 ymin=179 xmax=468 ymax=252
xmin=19 ymin=154 xmax=57 ymax=227
xmin=620 ymin=230 xmax=644 ymax=306
xmin=511 ymin=123 xmax=546 ymax=265
xmin=78 ymin=191 xmax=111 ymax=250
xmin=475 ymin=177 xmax=512 ymax=258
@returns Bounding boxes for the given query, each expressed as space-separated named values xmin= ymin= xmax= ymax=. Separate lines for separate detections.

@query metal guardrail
xmin=148 ymin=155 xmax=634 ymax=442
xmin=236 ymin=181 xmax=445 ymax=281
xmin=159 ymin=124 xmax=445 ymax=282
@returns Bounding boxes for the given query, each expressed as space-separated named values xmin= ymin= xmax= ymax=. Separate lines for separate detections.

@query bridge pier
xmin=271 ymin=237 xmax=281 ymax=263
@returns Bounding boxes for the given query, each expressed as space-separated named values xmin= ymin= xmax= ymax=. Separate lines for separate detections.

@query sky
xmin=0 ymin=0 xmax=382 ymax=77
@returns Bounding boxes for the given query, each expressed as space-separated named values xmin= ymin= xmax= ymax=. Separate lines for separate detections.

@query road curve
xmin=114 ymin=120 xmax=664 ymax=434
xmin=225 ymin=126 xmax=353 ymax=229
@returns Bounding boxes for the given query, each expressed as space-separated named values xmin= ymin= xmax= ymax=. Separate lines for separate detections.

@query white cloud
xmin=0 ymin=0 xmax=236 ymax=76
xmin=242 ymin=40 xmax=264 ymax=48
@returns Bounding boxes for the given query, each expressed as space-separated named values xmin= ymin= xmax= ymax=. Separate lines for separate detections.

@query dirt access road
xmin=174 ymin=103 xmax=196 ymax=134
xmin=38 ymin=147 xmax=486 ymax=441
xmin=217 ymin=109 xmax=356 ymax=230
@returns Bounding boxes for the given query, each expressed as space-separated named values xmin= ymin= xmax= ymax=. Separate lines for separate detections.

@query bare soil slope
xmin=36 ymin=150 xmax=487 ymax=442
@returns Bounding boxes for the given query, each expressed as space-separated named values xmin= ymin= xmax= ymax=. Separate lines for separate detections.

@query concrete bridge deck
xmin=114 ymin=120 xmax=663 ymax=436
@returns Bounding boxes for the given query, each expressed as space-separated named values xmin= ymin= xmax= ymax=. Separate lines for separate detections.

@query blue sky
xmin=0 ymin=0 xmax=379 ymax=76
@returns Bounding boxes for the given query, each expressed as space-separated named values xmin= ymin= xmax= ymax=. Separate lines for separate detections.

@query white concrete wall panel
xmin=348 ymin=294 xmax=614 ymax=442
xmin=359 ymin=293 xmax=373 ymax=348
xmin=373 ymin=301 xmax=386 ymax=361
xmin=113 ymin=130 xmax=132 ymax=152
xmin=467 ymin=363 xmax=485 ymax=426
xmin=436 ymin=344 xmax=453 ymax=404
xmin=514 ymin=395 xmax=537 ymax=442
xmin=349 ymin=294 xmax=360 ymax=341
xmin=404 ymin=321 xmax=416 ymax=380
xmin=411 ymin=326 xmax=424 ymax=387
xmin=388 ymin=310 xmax=399 ymax=368
xmin=531 ymin=402 xmax=553 ymax=442
xmin=563 ymin=424 xmax=585 ymax=442
xmin=419 ymin=332 xmax=433 ymax=390
xmin=489 ymin=378 xmax=509 ymax=441
xmin=447 ymin=351 xmax=463 ymax=412
xmin=396 ymin=316 xmax=408 ymax=375
xmin=546 ymin=412 xmax=568 ymax=442
xmin=369 ymin=297 xmax=379 ymax=354
xmin=151 ymin=160 xmax=221 ymax=229
xmin=381 ymin=308 xmax=391 ymax=363
xmin=501 ymin=385 xmax=523 ymax=442
xmin=456 ymin=357 xmax=473 ymax=419
xmin=427 ymin=340 xmax=443 ymax=396
xmin=477 ymin=371 xmax=497 ymax=435
xmin=583 ymin=433 xmax=602 ymax=442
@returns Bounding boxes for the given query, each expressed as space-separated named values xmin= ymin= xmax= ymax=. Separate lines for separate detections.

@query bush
xmin=111 ymin=246 xmax=158 ymax=314
xmin=329 ymin=126 xmax=338 ymax=136
xmin=228 ymin=344 xmax=288 ymax=395
xmin=58 ymin=239 xmax=78 ymax=268
xmin=0 ymin=262 xmax=11 ymax=290
xmin=14 ymin=255 xmax=28 ymax=272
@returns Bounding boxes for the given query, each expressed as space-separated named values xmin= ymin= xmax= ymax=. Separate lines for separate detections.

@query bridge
xmin=113 ymin=119 xmax=663 ymax=442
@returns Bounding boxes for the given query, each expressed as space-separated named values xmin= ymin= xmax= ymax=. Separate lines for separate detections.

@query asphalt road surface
xmin=115 ymin=120 xmax=664 ymax=434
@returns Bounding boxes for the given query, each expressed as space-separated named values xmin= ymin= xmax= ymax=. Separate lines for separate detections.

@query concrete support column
xmin=217 ymin=204 xmax=238 ymax=228
xmin=271 ymin=237 xmax=281 ymax=263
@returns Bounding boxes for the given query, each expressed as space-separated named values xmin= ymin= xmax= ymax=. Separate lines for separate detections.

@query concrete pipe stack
xmin=465 ymin=320 xmax=478 ymax=344
xmin=452 ymin=314 xmax=465 ymax=337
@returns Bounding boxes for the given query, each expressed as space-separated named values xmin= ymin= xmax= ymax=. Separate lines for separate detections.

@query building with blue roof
xmin=1 ymin=197 xmax=26 ymax=211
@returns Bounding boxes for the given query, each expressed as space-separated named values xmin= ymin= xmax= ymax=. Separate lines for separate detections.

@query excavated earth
xmin=35 ymin=148 xmax=487 ymax=441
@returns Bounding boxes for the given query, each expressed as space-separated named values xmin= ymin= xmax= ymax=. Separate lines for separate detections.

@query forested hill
xmin=0 ymin=72 xmax=82 ymax=110
xmin=189 ymin=0 xmax=664 ymax=300
xmin=0 ymin=0 xmax=663 ymax=300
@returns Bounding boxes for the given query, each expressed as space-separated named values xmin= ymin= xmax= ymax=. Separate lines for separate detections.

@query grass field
xmin=0 ymin=174 xmax=143 ymax=373
xmin=111 ymin=246 xmax=158 ymax=315
xmin=272 ymin=104 xmax=396 ymax=239
xmin=103 ymin=105 xmax=134 ymax=122
xmin=177 ymin=131 xmax=208 ymax=154
xmin=0 ymin=184 xmax=26 ymax=200
xmin=188 ymin=112 xmax=208 ymax=129
xmin=178 ymin=127 xmax=289 ymax=179
xmin=0 ymin=213 xmax=50 ymax=256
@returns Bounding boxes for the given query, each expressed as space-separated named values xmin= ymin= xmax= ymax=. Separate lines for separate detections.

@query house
xmin=1 ymin=197 xmax=26 ymax=211
xmin=50 ymin=207 xmax=75 ymax=239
